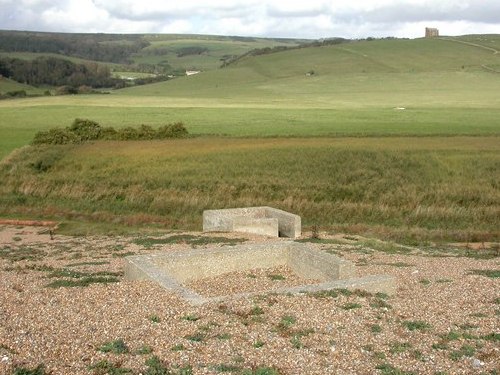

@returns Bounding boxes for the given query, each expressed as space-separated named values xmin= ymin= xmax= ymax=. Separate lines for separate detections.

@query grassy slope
xmin=134 ymin=35 xmax=302 ymax=71
xmin=0 ymin=77 xmax=44 ymax=95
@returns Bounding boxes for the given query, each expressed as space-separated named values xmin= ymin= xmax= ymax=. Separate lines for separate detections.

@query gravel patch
xmin=0 ymin=226 xmax=498 ymax=374
xmin=186 ymin=265 xmax=321 ymax=297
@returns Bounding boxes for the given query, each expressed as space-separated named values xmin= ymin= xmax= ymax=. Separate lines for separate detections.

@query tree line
xmin=0 ymin=56 xmax=117 ymax=88
xmin=0 ymin=31 xmax=149 ymax=63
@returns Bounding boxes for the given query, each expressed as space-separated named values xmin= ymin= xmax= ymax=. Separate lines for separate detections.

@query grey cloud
xmin=266 ymin=4 xmax=330 ymax=18
xmin=343 ymin=2 xmax=500 ymax=24
xmin=91 ymin=1 xmax=250 ymax=22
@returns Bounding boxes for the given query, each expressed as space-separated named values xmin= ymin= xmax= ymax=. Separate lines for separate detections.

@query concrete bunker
xmin=203 ymin=206 xmax=301 ymax=238
xmin=124 ymin=242 xmax=395 ymax=305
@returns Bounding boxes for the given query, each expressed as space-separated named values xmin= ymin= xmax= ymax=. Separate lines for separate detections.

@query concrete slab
xmin=124 ymin=242 xmax=395 ymax=305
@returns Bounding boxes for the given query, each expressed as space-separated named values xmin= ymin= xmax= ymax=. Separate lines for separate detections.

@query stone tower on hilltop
xmin=425 ymin=27 xmax=439 ymax=38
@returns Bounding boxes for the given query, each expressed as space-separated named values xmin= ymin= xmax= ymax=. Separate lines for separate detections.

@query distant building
xmin=425 ymin=28 xmax=439 ymax=38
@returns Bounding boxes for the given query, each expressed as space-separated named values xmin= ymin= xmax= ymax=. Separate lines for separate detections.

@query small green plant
xmin=481 ymin=332 xmax=500 ymax=342
xmin=370 ymin=298 xmax=392 ymax=309
xmin=290 ymin=335 xmax=304 ymax=349
xmin=419 ymin=279 xmax=431 ymax=285
xmin=213 ymin=364 xmax=241 ymax=372
xmin=171 ymin=344 xmax=185 ymax=351
xmin=46 ymin=276 xmax=119 ymax=288
xmin=371 ymin=324 xmax=382 ymax=333
xmin=253 ymin=340 xmax=265 ymax=348
xmin=389 ymin=341 xmax=411 ymax=354
xmin=435 ymin=278 xmax=452 ymax=283
xmin=136 ymin=345 xmax=153 ymax=355
xmin=149 ymin=315 xmax=161 ymax=323
xmin=144 ymin=357 xmax=166 ymax=375
xmin=375 ymin=363 xmax=415 ymax=375
xmin=449 ymin=344 xmax=476 ymax=361
xmin=98 ymin=339 xmax=129 ymax=354
xmin=468 ymin=269 xmax=500 ymax=278
xmin=181 ymin=314 xmax=199 ymax=322
xmin=440 ymin=330 xmax=461 ymax=341
xmin=250 ymin=306 xmax=264 ymax=315
xmin=184 ymin=332 xmax=205 ymax=342
xmin=89 ymin=360 xmax=132 ymax=374
xmin=216 ymin=333 xmax=231 ymax=340
xmin=279 ymin=315 xmax=297 ymax=328
xmin=241 ymin=367 xmax=280 ymax=375
xmin=432 ymin=342 xmax=449 ymax=350
xmin=12 ymin=364 xmax=47 ymax=375
xmin=342 ymin=302 xmax=362 ymax=310
xmin=469 ymin=312 xmax=488 ymax=318
xmin=402 ymin=320 xmax=432 ymax=331
xmin=267 ymin=273 xmax=285 ymax=281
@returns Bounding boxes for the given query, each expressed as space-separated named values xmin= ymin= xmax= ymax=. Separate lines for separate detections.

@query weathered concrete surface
xmin=203 ymin=206 xmax=301 ymax=238
xmin=125 ymin=241 xmax=395 ymax=305
xmin=232 ymin=217 xmax=279 ymax=237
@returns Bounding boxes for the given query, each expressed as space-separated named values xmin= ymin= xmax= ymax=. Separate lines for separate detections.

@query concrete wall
xmin=155 ymin=243 xmax=287 ymax=283
xmin=287 ymin=243 xmax=355 ymax=281
xmin=202 ymin=206 xmax=301 ymax=238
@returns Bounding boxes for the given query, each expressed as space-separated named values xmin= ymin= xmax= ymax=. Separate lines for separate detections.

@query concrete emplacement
xmin=124 ymin=242 xmax=395 ymax=305
xmin=203 ymin=206 xmax=301 ymax=238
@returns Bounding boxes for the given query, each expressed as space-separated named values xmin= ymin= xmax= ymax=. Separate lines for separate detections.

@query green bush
xmin=100 ymin=126 xmax=118 ymax=140
xmin=31 ymin=119 xmax=189 ymax=145
xmin=32 ymin=128 xmax=80 ymax=145
xmin=156 ymin=122 xmax=188 ymax=139
xmin=116 ymin=126 xmax=140 ymax=140
xmin=69 ymin=118 xmax=102 ymax=141
xmin=138 ymin=124 xmax=156 ymax=140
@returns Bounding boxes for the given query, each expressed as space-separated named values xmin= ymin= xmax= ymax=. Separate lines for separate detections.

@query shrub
xmin=55 ymin=85 xmax=77 ymax=95
xmin=116 ymin=126 xmax=139 ymax=140
xmin=69 ymin=118 xmax=102 ymax=141
xmin=156 ymin=122 xmax=188 ymax=139
xmin=31 ymin=128 xmax=79 ymax=145
xmin=138 ymin=124 xmax=156 ymax=140
xmin=6 ymin=90 xmax=27 ymax=98
xmin=100 ymin=126 xmax=118 ymax=140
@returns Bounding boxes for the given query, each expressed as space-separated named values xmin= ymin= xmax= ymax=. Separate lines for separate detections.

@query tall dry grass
xmin=0 ymin=137 xmax=498 ymax=242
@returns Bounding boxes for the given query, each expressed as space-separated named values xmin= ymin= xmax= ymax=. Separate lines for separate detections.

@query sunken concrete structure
xmin=203 ymin=207 xmax=301 ymax=238
xmin=124 ymin=242 xmax=396 ymax=305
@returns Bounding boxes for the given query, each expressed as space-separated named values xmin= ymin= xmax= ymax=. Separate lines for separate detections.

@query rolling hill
xmin=117 ymin=36 xmax=500 ymax=108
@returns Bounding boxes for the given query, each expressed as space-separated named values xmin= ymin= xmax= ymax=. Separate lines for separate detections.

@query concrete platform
xmin=124 ymin=241 xmax=396 ymax=305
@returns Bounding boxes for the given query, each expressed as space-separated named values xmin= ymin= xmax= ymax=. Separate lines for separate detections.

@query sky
xmin=0 ymin=0 xmax=499 ymax=39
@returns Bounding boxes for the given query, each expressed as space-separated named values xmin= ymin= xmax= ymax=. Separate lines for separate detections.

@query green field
xmin=0 ymin=35 xmax=499 ymax=240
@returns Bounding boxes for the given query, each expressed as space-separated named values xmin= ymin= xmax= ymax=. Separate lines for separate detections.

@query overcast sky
xmin=1 ymin=0 xmax=499 ymax=39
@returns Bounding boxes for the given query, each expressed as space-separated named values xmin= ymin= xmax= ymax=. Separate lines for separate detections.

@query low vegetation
xmin=32 ymin=118 xmax=188 ymax=145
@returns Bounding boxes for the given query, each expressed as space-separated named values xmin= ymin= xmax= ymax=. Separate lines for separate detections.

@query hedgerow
xmin=31 ymin=118 xmax=188 ymax=145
